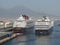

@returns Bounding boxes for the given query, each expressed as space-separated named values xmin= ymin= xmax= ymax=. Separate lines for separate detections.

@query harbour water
xmin=2 ymin=20 xmax=60 ymax=45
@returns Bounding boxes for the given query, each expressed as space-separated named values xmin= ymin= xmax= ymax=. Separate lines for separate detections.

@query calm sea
xmin=3 ymin=20 xmax=60 ymax=45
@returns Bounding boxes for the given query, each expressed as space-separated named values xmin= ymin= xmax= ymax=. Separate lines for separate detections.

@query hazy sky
xmin=0 ymin=0 xmax=60 ymax=16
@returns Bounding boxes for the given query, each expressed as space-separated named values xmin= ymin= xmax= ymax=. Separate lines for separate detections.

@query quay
xmin=0 ymin=32 xmax=24 ymax=44
xmin=0 ymin=19 xmax=16 ymax=44
xmin=0 ymin=33 xmax=17 ymax=44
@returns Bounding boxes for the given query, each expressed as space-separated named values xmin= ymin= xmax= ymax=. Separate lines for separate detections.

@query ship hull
xmin=35 ymin=27 xmax=53 ymax=35
xmin=13 ymin=26 xmax=34 ymax=34
xmin=13 ymin=27 xmax=26 ymax=33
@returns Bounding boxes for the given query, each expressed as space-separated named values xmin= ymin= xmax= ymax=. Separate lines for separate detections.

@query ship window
xmin=36 ymin=22 xmax=50 ymax=25
xmin=16 ymin=20 xmax=23 ymax=22
xmin=37 ymin=21 xmax=50 ymax=22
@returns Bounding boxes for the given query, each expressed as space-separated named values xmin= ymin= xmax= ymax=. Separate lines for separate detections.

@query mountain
xmin=0 ymin=6 xmax=58 ymax=19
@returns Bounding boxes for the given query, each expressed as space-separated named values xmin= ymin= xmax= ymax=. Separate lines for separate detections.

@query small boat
xmin=13 ymin=14 xmax=34 ymax=33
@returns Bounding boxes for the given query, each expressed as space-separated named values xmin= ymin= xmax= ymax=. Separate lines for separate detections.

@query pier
xmin=0 ymin=33 xmax=17 ymax=44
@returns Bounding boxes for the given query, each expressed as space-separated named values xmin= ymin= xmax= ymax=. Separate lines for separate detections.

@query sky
xmin=0 ymin=0 xmax=60 ymax=16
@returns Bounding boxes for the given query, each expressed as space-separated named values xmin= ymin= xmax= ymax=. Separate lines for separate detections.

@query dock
xmin=0 ymin=33 xmax=17 ymax=44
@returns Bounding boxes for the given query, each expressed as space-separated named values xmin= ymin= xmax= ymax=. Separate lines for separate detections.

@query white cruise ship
xmin=35 ymin=16 xmax=54 ymax=35
xmin=13 ymin=14 xmax=34 ymax=33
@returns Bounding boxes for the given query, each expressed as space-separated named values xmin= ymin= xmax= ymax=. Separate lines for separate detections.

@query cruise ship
xmin=35 ymin=16 xmax=54 ymax=35
xmin=13 ymin=14 xmax=34 ymax=33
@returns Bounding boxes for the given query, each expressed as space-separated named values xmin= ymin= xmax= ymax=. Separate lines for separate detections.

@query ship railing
xmin=35 ymin=25 xmax=50 ymax=28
